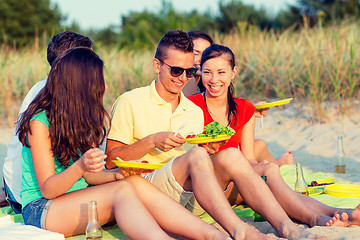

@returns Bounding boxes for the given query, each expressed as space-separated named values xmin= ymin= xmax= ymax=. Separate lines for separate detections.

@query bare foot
xmin=276 ymin=152 xmax=294 ymax=166
xmin=328 ymin=204 xmax=360 ymax=226
xmin=278 ymin=221 xmax=327 ymax=239
xmin=232 ymin=223 xmax=282 ymax=240
xmin=325 ymin=213 xmax=349 ymax=227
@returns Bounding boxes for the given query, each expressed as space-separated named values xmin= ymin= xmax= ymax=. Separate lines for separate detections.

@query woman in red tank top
xmin=186 ymin=31 xmax=293 ymax=166
xmin=189 ymin=44 xmax=360 ymax=227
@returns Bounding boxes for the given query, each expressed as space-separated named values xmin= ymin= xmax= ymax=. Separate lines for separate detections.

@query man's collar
xmin=149 ymin=80 xmax=167 ymax=105
xmin=149 ymin=80 xmax=187 ymax=112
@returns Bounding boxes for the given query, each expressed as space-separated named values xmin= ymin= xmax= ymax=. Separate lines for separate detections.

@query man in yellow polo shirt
xmin=105 ymin=30 xmax=314 ymax=239
xmin=106 ymin=79 xmax=203 ymax=165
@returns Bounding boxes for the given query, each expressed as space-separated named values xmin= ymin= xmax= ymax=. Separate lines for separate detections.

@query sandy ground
xmin=0 ymin=102 xmax=360 ymax=239
xmin=255 ymin=102 xmax=360 ymax=184
xmin=251 ymin=102 xmax=360 ymax=239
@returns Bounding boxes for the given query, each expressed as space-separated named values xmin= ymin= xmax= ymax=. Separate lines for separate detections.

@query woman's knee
xmin=189 ymin=146 xmax=208 ymax=157
xmin=255 ymin=139 xmax=267 ymax=151
xmin=216 ymin=147 xmax=248 ymax=165
xmin=186 ymin=147 xmax=213 ymax=169
xmin=113 ymin=179 xmax=138 ymax=199
xmin=213 ymin=147 xmax=252 ymax=173
xmin=262 ymin=162 xmax=281 ymax=176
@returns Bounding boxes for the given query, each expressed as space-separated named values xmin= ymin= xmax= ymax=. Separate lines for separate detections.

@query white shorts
xmin=143 ymin=158 xmax=205 ymax=216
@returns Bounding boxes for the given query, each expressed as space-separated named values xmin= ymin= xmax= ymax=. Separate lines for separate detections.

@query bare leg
xmin=212 ymin=148 xmax=324 ymax=239
xmin=251 ymin=161 xmax=348 ymax=227
xmin=124 ymin=176 xmax=229 ymax=240
xmin=45 ymin=176 xmax=227 ymax=240
xmin=172 ymin=147 xmax=278 ymax=240
xmin=45 ymin=178 xmax=172 ymax=239
xmin=254 ymin=139 xmax=294 ymax=166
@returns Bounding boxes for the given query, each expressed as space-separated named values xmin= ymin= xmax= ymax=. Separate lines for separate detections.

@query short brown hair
xmin=154 ymin=30 xmax=193 ymax=61
xmin=47 ymin=31 xmax=93 ymax=66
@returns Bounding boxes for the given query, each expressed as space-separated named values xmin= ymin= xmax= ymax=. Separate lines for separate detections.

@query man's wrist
xmin=144 ymin=134 xmax=157 ymax=150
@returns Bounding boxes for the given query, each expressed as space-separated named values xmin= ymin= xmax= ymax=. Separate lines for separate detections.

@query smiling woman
xmin=201 ymin=53 xmax=236 ymax=98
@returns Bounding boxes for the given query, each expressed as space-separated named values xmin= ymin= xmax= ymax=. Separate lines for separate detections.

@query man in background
xmin=2 ymin=31 xmax=93 ymax=213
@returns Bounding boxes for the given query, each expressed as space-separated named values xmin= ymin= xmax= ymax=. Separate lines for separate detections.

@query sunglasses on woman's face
xmin=157 ymin=59 xmax=197 ymax=78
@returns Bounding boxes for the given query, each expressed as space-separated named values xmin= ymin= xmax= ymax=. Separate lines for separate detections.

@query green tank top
xmin=21 ymin=110 xmax=88 ymax=208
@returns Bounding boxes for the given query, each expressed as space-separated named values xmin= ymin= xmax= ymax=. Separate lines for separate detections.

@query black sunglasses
xmin=157 ymin=59 xmax=197 ymax=78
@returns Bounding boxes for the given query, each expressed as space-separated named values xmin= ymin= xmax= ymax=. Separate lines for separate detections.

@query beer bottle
xmin=335 ymin=136 xmax=346 ymax=173
xmin=295 ymin=163 xmax=309 ymax=196
xmin=86 ymin=201 xmax=102 ymax=240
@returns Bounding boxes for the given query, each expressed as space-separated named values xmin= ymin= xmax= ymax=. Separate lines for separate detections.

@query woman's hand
xmin=198 ymin=140 xmax=227 ymax=155
xmin=254 ymin=101 xmax=269 ymax=118
xmin=80 ymin=148 xmax=107 ymax=173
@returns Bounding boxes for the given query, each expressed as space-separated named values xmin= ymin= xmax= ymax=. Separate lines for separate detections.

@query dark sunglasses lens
xmin=170 ymin=67 xmax=184 ymax=77
xmin=186 ymin=68 xmax=197 ymax=78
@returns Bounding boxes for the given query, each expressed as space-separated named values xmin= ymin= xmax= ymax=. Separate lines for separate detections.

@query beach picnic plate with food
xmin=185 ymin=134 xmax=232 ymax=144
xmin=255 ymin=98 xmax=293 ymax=109
xmin=185 ymin=121 xmax=235 ymax=144
xmin=324 ymin=184 xmax=360 ymax=198
xmin=112 ymin=160 xmax=165 ymax=170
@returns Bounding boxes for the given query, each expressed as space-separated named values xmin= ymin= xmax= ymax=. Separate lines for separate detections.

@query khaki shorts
xmin=143 ymin=158 xmax=205 ymax=216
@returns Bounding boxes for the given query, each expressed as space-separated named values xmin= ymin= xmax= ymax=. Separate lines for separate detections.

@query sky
xmin=51 ymin=0 xmax=297 ymax=30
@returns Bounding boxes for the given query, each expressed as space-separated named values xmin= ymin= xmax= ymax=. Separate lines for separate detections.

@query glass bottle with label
xmin=335 ymin=136 xmax=346 ymax=173
xmin=86 ymin=201 xmax=102 ymax=240
xmin=295 ymin=163 xmax=309 ymax=196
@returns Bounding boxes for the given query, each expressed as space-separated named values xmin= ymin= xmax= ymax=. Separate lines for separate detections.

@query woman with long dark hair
xmin=184 ymin=31 xmax=293 ymax=166
xmin=188 ymin=43 xmax=360 ymax=230
xmin=17 ymin=47 xmax=229 ymax=240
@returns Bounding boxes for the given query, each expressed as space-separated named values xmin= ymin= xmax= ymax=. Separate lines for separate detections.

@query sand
xmin=0 ymin=102 xmax=360 ymax=239
xmin=255 ymin=102 xmax=360 ymax=184
xmin=252 ymin=102 xmax=360 ymax=239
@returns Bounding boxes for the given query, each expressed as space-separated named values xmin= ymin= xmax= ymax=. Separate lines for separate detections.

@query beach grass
xmin=1 ymin=20 xmax=359 ymax=126
xmin=222 ymin=20 xmax=360 ymax=122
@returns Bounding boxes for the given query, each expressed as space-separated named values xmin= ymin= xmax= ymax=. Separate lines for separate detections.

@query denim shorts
xmin=22 ymin=198 xmax=53 ymax=229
